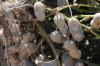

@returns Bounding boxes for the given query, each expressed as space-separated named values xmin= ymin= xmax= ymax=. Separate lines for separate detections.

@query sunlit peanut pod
xmin=63 ymin=40 xmax=77 ymax=51
xmin=75 ymin=61 xmax=84 ymax=66
xmin=57 ymin=0 xmax=67 ymax=6
xmin=69 ymin=49 xmax=81 ymax=59
xmin=68 ymin=17 xmax=84 ymax=42
xmin=90 ymin=19 xmax=100 ymax=29
xmin=34 ymin=2 xmax=45 ymax=21
xmin=54 ymin=13 xmax=68 ymax=36
xmin=62 ymin=53 xmax=75 ymax=66
xmin=19 ymin=43 xmax=36 ymax=60
xmin=50 ymin=31 xmax=64 ymax=43
xmin=92 ymin=13 xmax=100 ymax=24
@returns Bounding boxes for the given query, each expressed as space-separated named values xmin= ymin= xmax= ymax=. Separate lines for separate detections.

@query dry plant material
xmin=0 ymin=26 xmax=7 ymax=46
xmin=34 ymin=2 xmax=46 ymax=22
xmin=7 ymin=46 xmax=18 ymax=53
xmin=54 ymin=13 xmax=68 ymax=36
xmin=22 ymin=33 xmax=35 ymax=43
xmin=50 ymin=30 xmax=64 ymax=43
xmin=5 ymin=48 xmax=20 ymax=65
xmin=19 ymin=43 xmax=36 ymax=60
xmin=7 ymin=53 xmax=20 ymax=64
xmin=5 ymin=46 xmax=20 ymax=65
xmin=68 ymin=17 xmax=84 ymax=42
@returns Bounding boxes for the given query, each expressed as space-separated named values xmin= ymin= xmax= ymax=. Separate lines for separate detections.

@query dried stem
xmin=33 ymin=19 xmax=61 ymax=66
xmin=81 ymin=24 xmax=100 ymax=38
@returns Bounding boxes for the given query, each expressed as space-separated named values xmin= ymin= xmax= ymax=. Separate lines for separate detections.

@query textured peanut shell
xmin=92 ymin=13 xmax=100 ymax=24
xmin=69 ymin=49 xmax=81 ymax=59
xmin=34 ymin=2 xmax=45 ymax=21
xmin=54 ymin=13 xmax=68 ymax=36
xmin=50 ymin=31 xmax=64 ymax=43
xmin=90 ymin=20 xmax=100 ymax=29
xmin=68 ymin=17 xmax=84 ymax=42
xmin=63 ymin=40 xmax=77 ymax=51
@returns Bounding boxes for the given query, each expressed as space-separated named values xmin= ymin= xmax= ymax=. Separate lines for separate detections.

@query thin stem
xmin=33 ymin=20 xmax=61 ymax=66
xmin=65 ymin=0 xmax=73 ymax=17
xmin=81 ymin=24 xmax=100 ymax=37
xmin=80 ymin=16 xmax=93 ymax=23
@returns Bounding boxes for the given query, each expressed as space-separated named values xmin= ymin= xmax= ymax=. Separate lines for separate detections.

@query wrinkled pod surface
xmin=54 ymin=13 xmax=68 ymax=36
xmin=90 ymin=13 xmax=100 ymax=29
xmin=34 ymin=2 xmax=46 ymax=22
xmin=50 ymin=30 xmax=64 ymax=43
xmin=68 ymin=17 xmax=84 ymax=42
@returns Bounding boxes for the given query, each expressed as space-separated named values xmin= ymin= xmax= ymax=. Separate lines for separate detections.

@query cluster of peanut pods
xmin=0 ymin=0 xmax=99 ymax=66
xmin=34 ymin=1 xmax=84 ymax=66
xmin=33 ymin=1 xmax=100 ymax=66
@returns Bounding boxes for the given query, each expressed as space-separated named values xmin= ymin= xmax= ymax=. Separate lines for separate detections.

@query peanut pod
xmin=54 ymin=13 xmax=68 ymax=36
xmin=90 ymin=20 xmax=100 ymax=29
xmin=63 ymin=40 xmax=77 ymax=51
xmin=34 ymin=2 xmax=46 ymax=22
xmin=50 ymin=31 xmax=64 ymax=43
xmin=68 ymin=17 xmax=84 ymax=42
xmin=90 ymin=13 xmax=100 ymax=29
xmin=69 ymin=49 xmax=81 ymax=59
